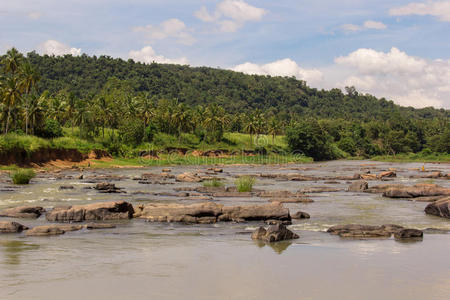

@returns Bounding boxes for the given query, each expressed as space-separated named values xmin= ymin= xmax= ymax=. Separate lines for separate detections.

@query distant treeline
xmin=1 ymin=49 xmax=449 ymax=160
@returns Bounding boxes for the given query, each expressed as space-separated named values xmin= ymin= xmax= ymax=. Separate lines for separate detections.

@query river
xmin=0 ymin=160 xmax=449 ymax=300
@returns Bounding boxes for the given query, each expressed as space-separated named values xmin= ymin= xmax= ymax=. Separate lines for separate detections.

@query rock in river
xmin=394 ymin=229 xmax=423 ymax=240
xmin=26 ymin=224 xmax=83 ymax=236
xmin=46 ymin=201 xmax=134 ymax=222
xmin=383 ymin=184 xmax=450 ymax=199
xmin=0 ymin=206 xmax=45 ymax=219
xmin=291 ymin=211 xmax=310 ymax=219
xmin=347 ymin=180 xmax=368 ymax=192
xmin=0 ymin=221 xmax=29 ymax=233
xmin=327 ymin=224 xmax=398 ymax=238
xmin=135 ymin=202 xmax=291 ymax=223
xmin=251 ymin=224 xmax=299 ymax=242
xmin=424 ymin=197 xmax=450 ymax=219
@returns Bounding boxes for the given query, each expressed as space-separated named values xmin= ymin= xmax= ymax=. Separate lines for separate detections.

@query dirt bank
xmin=0 ymin=148 xmax=110 ymax=167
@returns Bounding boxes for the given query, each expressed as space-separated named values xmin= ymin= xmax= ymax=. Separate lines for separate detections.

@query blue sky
xmin=1 ymin=0 xmax=449 ymax=108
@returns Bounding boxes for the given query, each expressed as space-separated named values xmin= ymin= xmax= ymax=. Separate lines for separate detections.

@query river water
xmin=0 ymin=161 xmax=449 ymax=300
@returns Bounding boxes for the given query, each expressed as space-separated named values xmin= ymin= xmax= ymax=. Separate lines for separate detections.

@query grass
xmin=371 ymin=152 xmax=450 ymax=163
xmin=235 ymin=176 xmax=256 ymax=192
xmin=203 ymin=178 xmax=224 ymax=187
xmin=10 ymin=168 xmax=36 ymax=184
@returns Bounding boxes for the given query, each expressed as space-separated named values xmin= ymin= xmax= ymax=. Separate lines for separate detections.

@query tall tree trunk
xmin=5 ymin=108 xmax=11 ymax=134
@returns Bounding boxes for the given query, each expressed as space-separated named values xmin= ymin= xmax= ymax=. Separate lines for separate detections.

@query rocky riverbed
xmin=0 ymin=160 xmax=449 ymax=300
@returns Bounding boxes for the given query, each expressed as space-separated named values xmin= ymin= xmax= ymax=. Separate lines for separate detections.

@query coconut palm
xmin=2 ymin=76 xmax=22 ymax=133
xmin=19 ymin=62 xmax=41 ymax=134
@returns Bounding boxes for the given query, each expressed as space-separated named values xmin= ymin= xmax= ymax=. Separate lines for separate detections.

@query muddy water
xmin=0 ymin=161 xmax=449 ymax=300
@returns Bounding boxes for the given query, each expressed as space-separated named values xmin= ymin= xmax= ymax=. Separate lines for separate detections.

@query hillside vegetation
xmin=0 ymin=48 xmax=449 ymax=164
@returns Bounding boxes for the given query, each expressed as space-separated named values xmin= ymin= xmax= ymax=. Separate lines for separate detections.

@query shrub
xmin=203 ymin=178 xmax=224 ymax=187
xmin=10 ymin=169 xmax=36 ymax=184
xmin=119 ymin=119 xmax=145 ymax=146
xmin=234 ymin=176 xmax=255 ymax=192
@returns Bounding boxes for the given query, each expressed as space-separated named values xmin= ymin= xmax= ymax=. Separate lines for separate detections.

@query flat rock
xmin=0 ymin=221 xmax=29 ymax=233
xmin=251 ymin=224 xmax=299 ymax=242
xmin=136 ymin=202 xmax=290 ymax=223
xmin=26 ymin=224 xmax=83 ymax=236
xmin=327 ymin=224 xmax=404 ymax=238
xmin=0 ymin=206 xmax=45 ymax=219
xmin=94 ymin=182 xmax=125 ymax=193
xmin=85 ymin=223 xmax=116 ymax=229
xmin=268 ymin=197 xmax=313 ymax=203
xmin=424 ymin=197 xmax=450 ymax=218
xmin=383 ymin=184 xmax=450 ymax=198
xmin=59 ymin=185 xmax=75 ymax=190
xmin=46 ymin=201 xmax=134 ymax=222
xmin=176 ymin=172 xmax=203 ymax=182
xmin=299 ymin=187 xmax=343 ymax=193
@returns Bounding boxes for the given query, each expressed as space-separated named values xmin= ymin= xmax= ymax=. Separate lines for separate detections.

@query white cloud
xmin=363 ymin=20 xmax=387 ymax=29
xmin=390 ymin=1 xmax=450 ymax=22
xmin=128 ymin=46 xmax=188 ymax=65
xmin=341 ymin=20 xmax=387 ymax=32
xmin=332 ymin=47 xmax=450 ymax=108
xmin=38 ymin=40 xmax=81 ymax=56
xmin=341 ymin=24 xmax=362 ymax=32
xmin=232 ymin=58 xmax=323 ymax=85
xmin=195 ymin=0 xmax=267 ymax=32
xmin=133 ymin=18 xmax=195 ymax=45
xmin=27 ymin=11 xmax=42 ymax=20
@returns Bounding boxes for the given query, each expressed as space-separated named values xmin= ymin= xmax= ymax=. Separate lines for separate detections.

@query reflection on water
xmin=253 ymin=240 xmax=293 ymax=254
xmin=0 ymin=240 xmax=40 ymax=265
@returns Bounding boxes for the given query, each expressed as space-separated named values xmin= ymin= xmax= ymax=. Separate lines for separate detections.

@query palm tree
xmin=2 ymin=76 xmax=22 ymax=133
xmin=267 ymin=117 xmax=282 ymax=145
xmin=203 ymin=104 xmax=227 ymax=142
xmin=243 ymin=114 xmax=257 ymax=146
xmin=3 ymin=48 xmax=23 ymax=76
xmin=19 ymin=62 xmax=41 ymax=134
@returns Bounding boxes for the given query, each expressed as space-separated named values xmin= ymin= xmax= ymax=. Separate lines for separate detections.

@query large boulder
xmin=46 ymin=201 xmax=134 ymax=222
xmin=26 ymin=224 xmax=83 ymax=236
xmin=291 ymin=211 xmax=310 ymax=219
xmin=136 ymin=202 xmax=223 ymax=223
xmin=136 ymin=202 xmax=291 ymax=223
xmin=383 ymin=184 xmax=450 ymax=198
xmin=0 ymin=221 xmax=29 ymax=233
xmin=219 ymin=203 xmax=290 ymax=222
xmin=251 ymin=224 xmax=299 ymax=242
xmin=424 ymin=197 xmax=450 ymax=219
xmin=0 ymin=206 xmax=45 ymax=219
xmin=348 ymin=180 xmax=368 ymax=192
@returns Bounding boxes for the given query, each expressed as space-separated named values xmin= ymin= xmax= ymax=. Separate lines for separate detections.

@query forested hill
xmin=26 ymin=52 xmax=448 ymax=121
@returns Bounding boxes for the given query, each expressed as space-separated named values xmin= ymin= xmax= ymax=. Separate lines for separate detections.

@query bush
xmin=203 ymin=178 xmax=224 ymax=187
xmin=10 ymin=169 xmax=36 ymax=184
xmin=37 ymin=119 xmax=63 ymax=138
xmin=234 ymin=176 xmax=255 ymax=192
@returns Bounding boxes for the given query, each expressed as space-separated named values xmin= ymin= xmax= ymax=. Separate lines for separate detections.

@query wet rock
xmin=77 ymin=174 xmax=84 ymax=180
xmin=161 ymin=168 xmax=171 ymax=173
xmin=85 ymin=223 xmax=116 ymax=230
xmin=383 ymin=184 xmax=450 ymax=198
xmin=268 ymin=197 xmax=313 ymax=203
xmin=300 ymin=187 xmax=343 ymax=193
xmin=194 ymin=186 xmax=226 ymax=193
xmin=394 ymin=229 xmax=423 ymax=239
xmin=410 ymin=171 xmax=443 ymax=179
xmin=176 ymin=172 xmax=203 ymax=182
xmin=213 ymin=192 xmax=254 ymax=197
xmin=251 ymin=224 xmax=299 ymax=242
xmin=423 ymin=228 xmax=450 ymax=234
xmin=258 ymin=190 xmax=305 ymax=198
xmin=0 ymin=221 xmax=28 ymax=233
xmin=380 ymin=224 xmax=404 ymax=234
xmin=424 ymin=197 xmax=450 ymax=219
xmin=408 ymin=195 xmax=447 ymax=202
xmin=94 ymin=182 xmax=125 ymax=193
xmin=364 ymin=184 xmax=404 ymax=194
xmin=347 ymin=180 xmax=368 ymax=192
xmin=26 ymin=224 xmax=83 ymax=236
xmin=291 ymin=211 xmax=310 ymax=219
xmin=59 ymin=185 xmax=75 ymax=190
xmin=46 ymin=201 xmax=134 ymax=222
xmin=136 ymin=202 xmax=290 ymax=223
xmin=379 ymin=171 xmax=396 ymax=178
xmin=327 ymin=224 xmax=392 ymax=238
xmin=265 ymin=219 xmax=292 ymax=225
xmin=0 ymin=206 xmax=45 ymax=219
